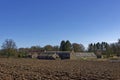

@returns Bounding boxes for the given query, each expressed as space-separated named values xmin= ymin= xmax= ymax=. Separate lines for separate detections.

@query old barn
xmin=37 ymin=52 xmax=60 ymax=60
xmin=27 ymin=51 xmax=96 ymax=60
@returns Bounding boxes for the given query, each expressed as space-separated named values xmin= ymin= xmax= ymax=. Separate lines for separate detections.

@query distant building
xmin=27 ymin=50 xmax=97 ymax=60
xmin=27 ymin=50 xmax=44 ymax=58
xmin=56 ymin=51 xmax=70 ymax=59
xmin=37 ymin=52 xmax=60 ymax=60
xmin=27 ymin=52 xmax=38 ymax=58
xmin=70 ymin=52 xmax=97 ymax=60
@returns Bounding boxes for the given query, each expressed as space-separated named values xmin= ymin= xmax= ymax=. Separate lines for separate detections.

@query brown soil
xmin=0 ymin=58 xmax=120 ymax=80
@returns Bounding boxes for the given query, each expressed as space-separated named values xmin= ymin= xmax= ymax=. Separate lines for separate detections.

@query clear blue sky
xmin=0 ymin=0 xmax=120 ymax=48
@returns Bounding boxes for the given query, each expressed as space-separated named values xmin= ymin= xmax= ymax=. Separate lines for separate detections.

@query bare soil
xmin=0 ymin=58 xmax=120 ymax=80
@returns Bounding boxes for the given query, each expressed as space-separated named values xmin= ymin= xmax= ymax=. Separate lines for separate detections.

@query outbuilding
xmin=37 ymin=52 xmax=60 ymax=60
xmin=70 ymin=52 xmax=97 ymax=60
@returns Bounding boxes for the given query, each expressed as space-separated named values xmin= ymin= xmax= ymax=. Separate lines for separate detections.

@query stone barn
xmin=27 ymin=52 xmax=38 ymax=58
xmin=37 ymin=51 xmax=71 ymax=60
xmin=37 ymin=52 xmax=60 ymax=60
xmin=27 ymin=50 xmax=44 ymax=58
xmin=27 ymin=51 xmax=96 ymax=60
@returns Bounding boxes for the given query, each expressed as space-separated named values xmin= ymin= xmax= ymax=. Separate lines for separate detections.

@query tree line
xmin=88 ymin=39 xmax=120 ymax=58
xmin=0 ymin=39 xmax=120 ymax=58
xmin=0 ymin=39 xmax=85 ymax=58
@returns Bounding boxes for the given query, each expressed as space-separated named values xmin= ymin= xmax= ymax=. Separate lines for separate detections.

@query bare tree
xmin=1 ymin=39 xmax=17 ymax=57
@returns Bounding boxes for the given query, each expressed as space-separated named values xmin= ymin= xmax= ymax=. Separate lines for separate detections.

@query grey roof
xmin=73 ymin=52 xmax=96 ymax=58
xmin=39 ymin=52 xmax=57 ymax=56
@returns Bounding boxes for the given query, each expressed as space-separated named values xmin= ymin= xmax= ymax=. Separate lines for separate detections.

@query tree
xmin=88 ymin=43 xmax=94 ymax=52
xmin=88 ymin=42 xmax=113 ymax=58
xmin=79 ymin=44 xmax=85 ymax=52
xmin=30 ymin=46 xmax=42 ymax=51
xmin=65 ymin=40 xmax=72 ymax=51
xmin=109 ymin=40 xmax=120 ymax=57
xmin=53 ymin=46 xmax=59 ymax=51
xmin=72 ymin=43 xmax=85 ymax=52
xmin=116 ymin=39 xmax=120 ymax=56
xmin=60 ymin=40 xmax=66 ymax=51
xmin=44 ymin=45 xmax=53 ymax=51
xmin=60 ymin=40 xmax=72 ymax=51
xmin=118 ymin=39 xmax=120 ymax=44
xmin=101 ymin=42 xmax=106 ymax=51
xmin=96 ymin=42 xmax=101 ymax=50
xmin=93 ymin=43 xmax=97 ymax=52
xmin=1 ymin=39 xmax=17 ymax=57
xmin=88 ymin=43 xmax=96 ymax=53
xmin=18 ymin=48 xmax=30 ymax=58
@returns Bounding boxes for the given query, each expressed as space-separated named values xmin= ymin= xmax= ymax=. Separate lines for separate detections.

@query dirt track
xmin=0 ymin=58 xmax=120 ymax=80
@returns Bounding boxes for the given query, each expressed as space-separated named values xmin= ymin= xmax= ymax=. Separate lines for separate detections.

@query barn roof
xmin=39 ymin=52 xmax=57 ymax=56
xmin=73 ymin=52 xmax=96 ymax=58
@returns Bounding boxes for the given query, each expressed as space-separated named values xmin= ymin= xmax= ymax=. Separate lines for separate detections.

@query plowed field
xmin=0 ymin=58 xmax=120 ymax=80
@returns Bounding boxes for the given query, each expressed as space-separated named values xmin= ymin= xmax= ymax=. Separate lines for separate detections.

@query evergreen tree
xmin=65 ymin=40 xmax=72 ymax=51
xmin=60 ymin=40 xmax=66 ymax=51
xmin=88 ymin=43 xmax=94 ymax=52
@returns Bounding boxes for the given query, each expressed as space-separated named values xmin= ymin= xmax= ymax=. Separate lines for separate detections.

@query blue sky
xmin=0 ymin=0 xmax=120 ymax=48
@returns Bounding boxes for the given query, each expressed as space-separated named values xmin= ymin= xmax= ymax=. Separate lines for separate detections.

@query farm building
xmin=28 ymin=51 xmax=71 ymax=60
xmin=27 ymin=53 xmax=38 ymax=58
xmin=27 ymin=50 xmax=44 ymax=58
xmin=56 ymin=52 xmax=70 ymax=59
xmin=27 ymin=50 xmax=96 ymax=60
xmin=70 ymin=52 xmax=97 ymax=60
xmin=37 ymin=52 xmax=60 ymax=60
